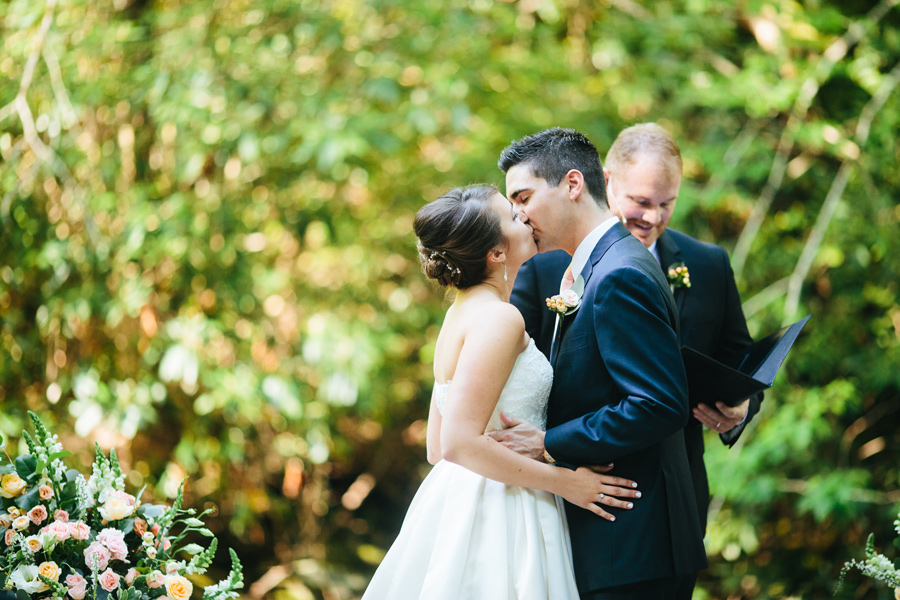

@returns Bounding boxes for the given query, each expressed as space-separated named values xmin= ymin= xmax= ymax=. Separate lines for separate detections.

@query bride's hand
xmin=559 ymin=466 xmax=640 ymax=521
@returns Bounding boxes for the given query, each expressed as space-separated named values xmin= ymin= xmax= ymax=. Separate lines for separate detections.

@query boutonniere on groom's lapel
xmin=667 ymin=262 xmax=691 ymax=292
xmin=546 ymin=274 xmax=585 ymax=317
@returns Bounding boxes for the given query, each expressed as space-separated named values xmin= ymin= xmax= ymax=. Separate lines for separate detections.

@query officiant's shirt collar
xmin=570 ymin=216 xmax=621 ymax=277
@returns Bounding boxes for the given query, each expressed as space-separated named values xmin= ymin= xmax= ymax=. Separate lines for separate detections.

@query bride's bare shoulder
xmin=465 ymin=302 xmax=525 ymax=341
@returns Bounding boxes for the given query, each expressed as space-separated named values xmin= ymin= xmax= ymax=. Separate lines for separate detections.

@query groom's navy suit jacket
xmin=511 ymin=223 xmax=706 ymax=592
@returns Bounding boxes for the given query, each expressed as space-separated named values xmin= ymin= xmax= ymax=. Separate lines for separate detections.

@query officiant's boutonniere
xmin=546 ymin=275 xmax=585 ymax=316
xmin=667 ymin=262 xmax=691 ymax=291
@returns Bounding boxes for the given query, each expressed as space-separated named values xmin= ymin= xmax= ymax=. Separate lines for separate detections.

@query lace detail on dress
xmin=433 ymin=339 xmax=553 ymax=432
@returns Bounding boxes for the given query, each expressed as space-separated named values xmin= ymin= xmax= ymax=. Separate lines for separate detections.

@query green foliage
xmin=1 ymin=0 xmax=899 ymax=597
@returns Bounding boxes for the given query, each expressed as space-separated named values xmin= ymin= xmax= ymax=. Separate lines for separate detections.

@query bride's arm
xmin=439 ymin=304 xmax=626 ymax=519
xmin=426 ymin=389 xmax=443 ymax=465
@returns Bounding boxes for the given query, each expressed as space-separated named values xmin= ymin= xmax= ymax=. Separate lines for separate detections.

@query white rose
xmin=98 ymin=490 xmax=136 ymax=521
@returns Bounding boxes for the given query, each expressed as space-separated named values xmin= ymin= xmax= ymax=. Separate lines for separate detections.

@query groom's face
xmin=505 ymin=163 xmax=569 ymax=253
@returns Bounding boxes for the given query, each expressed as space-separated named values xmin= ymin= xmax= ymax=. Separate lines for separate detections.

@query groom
xmin=495 ymin=128 xmax=706 ymax=599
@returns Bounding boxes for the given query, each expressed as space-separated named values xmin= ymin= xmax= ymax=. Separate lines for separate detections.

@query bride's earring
xmin=503 ymin=264 xmax=508 ymax=282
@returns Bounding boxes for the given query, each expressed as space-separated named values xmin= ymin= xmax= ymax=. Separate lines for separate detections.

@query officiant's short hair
xmin=498 ymin=127 xmax=608 ymax=208
xmin=605 ymin=123 xmax=682 ymax=184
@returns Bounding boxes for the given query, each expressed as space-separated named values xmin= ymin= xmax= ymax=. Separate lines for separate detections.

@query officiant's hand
xmin=693 ymin=398 xmax=749 ymax=433
xmin=486 ymin=412 xmax=545 ymax=461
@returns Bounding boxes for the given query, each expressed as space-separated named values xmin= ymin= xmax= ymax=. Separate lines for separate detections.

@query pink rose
xmin=65 ymin=574 xmax=87 ymax=600
xmin=559 ymin=289 xmax=580 ymax=307
xmin=98 ymin=528 xmax=128 ymax=561
xmin=48 ymin=520 xmax=70 ymax=542
xmin=145 ymin=570 xmax=165 ymax=589
xmin=84 ymin=541 xmax=111 ymax=571
xmin=69 ymin=520 xmax=90 ymax=540
xmin=125 ymin=568 xmax=139 ymax=585
xmin=98 ymin=568 xmax=120 ymax=592
xmin=4 ymin=528 xmax=16 ymax=546
xmin=54 ymin=509 xmax=69 ymax=523
xmin=27 ymin=505 xmax=48 ymax=525
xmin=150 ymin=524 xmax=160 ymax=535
xmin=39 ymin=485 xmax=54 ymax=500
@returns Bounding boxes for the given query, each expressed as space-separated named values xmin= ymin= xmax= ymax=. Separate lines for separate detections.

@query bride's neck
xmin=454 ymin=280 xmax=507 ymax=304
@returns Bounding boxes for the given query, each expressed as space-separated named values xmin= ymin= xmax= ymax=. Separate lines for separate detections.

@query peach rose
xmin=133 ymin=517 xmax=147 ymax=537
xmin=27 ymin=505 xmax=48 ymax=525
xmin=69 ymin=520 xmax=91 ymax=540
xmin=38 ymin=561 xmax=60 ymax=583
xmin=25 ymin=535 xmax=42 ymax=552
xmin=65 ymin=574 xmax=88 ymax=600
xmin=0 ymin=513 xmax=12 ymax=528
xmin=54 ymin=509 xmax=69 ymax=522
xmin=164 ymin=574 xmax=193 ymax=600
xmin=125 ymin=568 xmax=139 ymax=586
xmin=39 ymin=485 xmax=54 ymax=500
xmin=98 ymin=568 xmax=120 ymax=592
xmin=4 ymin=528 xmax=17 ymax=546
xmin=0 ymin=473 xmax=27 ymax=498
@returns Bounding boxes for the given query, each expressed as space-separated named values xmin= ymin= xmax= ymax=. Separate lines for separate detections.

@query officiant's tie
xmin=550 ymin=264 xmax=575 ymax=367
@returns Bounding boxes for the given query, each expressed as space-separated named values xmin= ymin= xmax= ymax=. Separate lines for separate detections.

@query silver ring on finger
xmin=598 ymin=493 xmax=604 ymax=500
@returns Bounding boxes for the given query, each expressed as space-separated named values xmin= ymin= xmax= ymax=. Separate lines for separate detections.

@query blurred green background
xmin=2 ymin=0 xmax=899 ymax=598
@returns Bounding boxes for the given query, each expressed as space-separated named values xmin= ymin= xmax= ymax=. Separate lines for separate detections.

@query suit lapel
xmin=550 ymin=222 xmax=631 ymax=367
xmin=657 ymin=230 xmax=686 ymax=315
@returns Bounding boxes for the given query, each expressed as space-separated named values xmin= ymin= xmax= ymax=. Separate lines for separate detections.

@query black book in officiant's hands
xmin=682 ymin=314 xmax=811 ymax=408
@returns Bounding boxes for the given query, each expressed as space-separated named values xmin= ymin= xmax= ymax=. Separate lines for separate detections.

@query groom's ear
xmin=564 ymin=169 xmax=585 ymax=201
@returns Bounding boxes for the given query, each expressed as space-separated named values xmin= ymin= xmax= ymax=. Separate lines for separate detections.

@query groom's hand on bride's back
xmin=486 ymin=412 xmax=546 ymax=461
xmin=489 ymin=413 xmax=641 ymax=516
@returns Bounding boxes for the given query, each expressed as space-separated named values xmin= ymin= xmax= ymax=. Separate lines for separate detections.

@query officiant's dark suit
xmin=516 ymin=222 xmax=707 ymax=594
xmin=513 ymin=229 xmax=762 ymax=536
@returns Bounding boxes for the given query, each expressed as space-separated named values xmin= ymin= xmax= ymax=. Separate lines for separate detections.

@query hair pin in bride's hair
xmin=425 ymin=248 xmax=461 ymax=278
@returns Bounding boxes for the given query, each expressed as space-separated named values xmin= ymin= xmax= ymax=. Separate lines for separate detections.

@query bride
xmin=362 ymin=185 xmax=641 ymax=599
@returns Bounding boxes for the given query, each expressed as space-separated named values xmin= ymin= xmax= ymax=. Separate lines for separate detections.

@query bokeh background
xmin=2 ymin=0 xmax=899 ymax=598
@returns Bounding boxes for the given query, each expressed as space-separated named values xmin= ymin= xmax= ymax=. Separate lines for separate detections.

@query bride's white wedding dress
xmin=362 ymin=339 xmax=580 ymax=600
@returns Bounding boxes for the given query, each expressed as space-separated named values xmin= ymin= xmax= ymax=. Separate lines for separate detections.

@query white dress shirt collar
xmin=647 ymin=240 xmax=661 ymax=265
xmin=569 ymin=216 xmax=621 ymax=278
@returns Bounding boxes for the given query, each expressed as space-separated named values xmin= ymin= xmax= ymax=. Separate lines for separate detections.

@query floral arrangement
xmin=666 ymin=262 xmax=691 ymax=291
xmin=0 ymin=412 xmax=243 ymax=600
xmin=838 ymin=506 xmax=900 ymax=597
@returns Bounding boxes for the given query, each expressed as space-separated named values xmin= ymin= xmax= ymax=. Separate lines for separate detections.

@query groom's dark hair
xmin=498 ymin=127 xmax=608 ymax=208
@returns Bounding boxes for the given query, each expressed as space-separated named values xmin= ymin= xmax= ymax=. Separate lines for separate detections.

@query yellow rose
xmin=165 ymin=575 xmax=193 ymax=600
xmin=894 ymin=588 xmax=900 ymax=600
xmin=38 ymin=561 xmax=60 ymax=583
xmin=0 ymin=474 xmax=27 ymax=498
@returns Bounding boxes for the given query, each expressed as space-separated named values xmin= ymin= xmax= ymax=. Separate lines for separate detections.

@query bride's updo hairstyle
xmin=414 ymin=184 xmax=503 ymax=289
